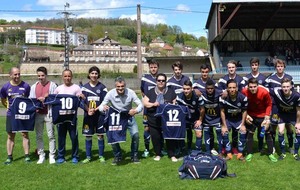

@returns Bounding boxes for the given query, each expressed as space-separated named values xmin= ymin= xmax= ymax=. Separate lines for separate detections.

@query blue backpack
xmin=178 ymin=150 xmax=236 ymax=180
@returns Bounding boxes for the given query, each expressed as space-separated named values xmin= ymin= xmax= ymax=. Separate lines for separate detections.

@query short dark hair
xmin=148 ymin=59 xmax=159 ymax=67
xmin=226 ymin=79 xmax=237 ymax=87
xmin=206 ymin=79 xmax=215 ymax=87
xmin=227 ymin=60 xmax=237 ymax=66
xmin=172 ymin=61 xmax=183 ymax=70
xmin=183 ymin=80 xmax=192 ymax=87
xmin=87 ymin=66 xmax=101 ymax=79
xmin=281 ymin=77 xmax=292 ymax=85
xmin=248 ymin=78 xmax=258 ymax=85
xmin=274 ymin=59 xmax=286 ymax=68
xmin=200 ymin=64 xmax=211 ymax=71
xmin=37 ymin=66 xmax=48 ymax=75
xmin=250 ymin=57 xmax=260 ymax=65
xmin=156 ymin=73 xmax=167 ymax=81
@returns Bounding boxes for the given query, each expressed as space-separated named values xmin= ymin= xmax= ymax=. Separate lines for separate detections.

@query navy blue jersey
xmin=167 ymin=75 xmax=190 ymax=94
xmin=192 ymin=78 xmax=216 ymax=93
xmin=81 ymin=82 xmax=107 ymax=135
xmin=243 ymin=73 xmax=266 ymax=86
xmin=45 ymin=94 xmax=80 ymax=125
xmin=220 ymin=92 xmax=248 ymax=121
xmin=141 ymin=74 xmax=157 ymax=95
xmin=155 ymin=104 xmax=190 ymax=140
xmin=11 ymin=97 xmax=42 ymax=132
xmin=200 ymin=89 xmax=222 ymax=125
xmin=270 ymin=88 xmax=300 ymax=122
xmin=105 ymin=107 xmax=130 ymax=144
xmin=265 ymin=73 xmax=293 ymax=90
xmin=216 ymin=74 xmax=246 ymax=91
xmin=176 ymin=91 xmax=201 ymax=123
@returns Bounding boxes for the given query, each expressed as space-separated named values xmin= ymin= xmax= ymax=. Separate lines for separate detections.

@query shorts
xmin=225 ymin=120 xmax=242 ymax=131
xmin=82 ymin=114 xmax=106 ymax=136
xmin=6 ymin=116 xmax=14 ymax=133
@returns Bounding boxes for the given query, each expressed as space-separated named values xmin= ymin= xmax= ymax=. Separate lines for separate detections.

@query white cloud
xmin=176 ymin=4 xmax=190 ymax=12
xmin=120 ymin=13 xmax=166 ymax=25
xmin=0 ymin=13 xmax=46 ymax=22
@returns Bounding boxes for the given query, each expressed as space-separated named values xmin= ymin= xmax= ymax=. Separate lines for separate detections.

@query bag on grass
xmin=178 ymin=150 xmax=236 ymax=180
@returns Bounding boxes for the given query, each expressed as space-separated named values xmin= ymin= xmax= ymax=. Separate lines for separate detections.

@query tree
xmin=0 ymin=19 xmax=7 ymax=25
xmin=119 ymin=27 xmax=137 ymax=43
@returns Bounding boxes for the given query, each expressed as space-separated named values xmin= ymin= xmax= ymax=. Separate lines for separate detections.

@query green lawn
xmin=0 ymin=115 xmax=300 ymax=190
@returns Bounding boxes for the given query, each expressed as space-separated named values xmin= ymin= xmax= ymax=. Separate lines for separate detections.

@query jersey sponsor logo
xmin=87 ymin=96 xmax=100 ymax=101
xmin=166 ymin=121 xmax=181 ymax=126
xmin=15 ymin=114 xmax=30 ymax=120
xmin=109 ymin=125 xmax=123 ymax=131
xmin=83 ymin=124 xmax=90 ymax=133
xmin=59 ymin=110 xmax=76 ymax=115
xmin=207 ymin=108 xmax=216 ymax=116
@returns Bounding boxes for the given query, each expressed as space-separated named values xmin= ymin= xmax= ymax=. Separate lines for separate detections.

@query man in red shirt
xmin=242 ymin=78 xmax=277 ymax=162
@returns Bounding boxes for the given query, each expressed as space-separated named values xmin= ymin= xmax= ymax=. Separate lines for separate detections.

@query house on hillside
xmin=149 ymin=37 xmax=165 ymax=48
xmin=0 ymin=25 xmax=21 ymax=32
xmin=25 ymin=26 xmax=87 ymax=46
xmin=72 ymin=33 xmax=138 ymax=62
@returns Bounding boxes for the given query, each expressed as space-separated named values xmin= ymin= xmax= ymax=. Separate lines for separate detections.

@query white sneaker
xmin=49 ymin=155 xmax=56 ymax=164
xmin=171 ymin=156 xmax=178 ymax=162
xmin=37 ymin=154 xmax=45 ymax=164
xmin=142 ymin=150 xmax=149 ymax=158
xmin=153 ymin=156 xmax=161 ymax=161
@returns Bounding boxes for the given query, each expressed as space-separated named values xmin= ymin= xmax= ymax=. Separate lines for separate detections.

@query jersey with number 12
xmin=155 ymin=104 xmax=190 ymax=140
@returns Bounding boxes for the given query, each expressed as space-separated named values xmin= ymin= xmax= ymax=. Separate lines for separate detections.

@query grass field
xmin=0 ymin=115 xmax=300 ymax=190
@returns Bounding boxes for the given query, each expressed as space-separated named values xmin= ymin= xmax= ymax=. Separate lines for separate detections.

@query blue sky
xmin=0 ymin=0 xmax=212 ymax=37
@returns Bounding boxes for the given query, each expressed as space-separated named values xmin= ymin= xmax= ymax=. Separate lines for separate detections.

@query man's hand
xmin=129 ymin=109 xmax=137 ymax=116
xmin=246 ymin=115 xmax=253 ymax=125
xmin=261 ymin=117 xmax=270 ymax=130
xmin=194 ymin=120 xmax=202 ymax=129
xmin=221 ymin=125 xmax=228 ymax=135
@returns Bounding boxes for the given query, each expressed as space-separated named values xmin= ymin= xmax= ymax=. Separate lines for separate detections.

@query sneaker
xmin=225 ymin=153 xmax=233 ymax=160
xmin=142 ymin=150 xmax=149 ymax=158
xmin=211 ymin=149 xmax=219 ymax=156
xmin=37 ymin=154 xmax=45 ymax=164
xmin=153 ymin=156 xmax=161 ymax=161
xmin=131 ymin=156 xmax=140 ymax=164
xmin=82 ymin=158 xmax=91 ymax=164
xmin=289 ymin=148 xmax=294 ymax=154
xmin=268 ymin=154 xmax=278 ymax=162
xmin=237 ymin=153 xmax=245 ymax=161
xmin=293 ymin=154 xmax=300 ymax=161
xmin=72 ymin=157 xmax=79 ymax=164
xmin=25 ymin=157 xmax=31 ymax=163
xmin=278 ymin=153 xmax=286 ymax=160
xmin=232 ymin=148 xmax=238 ymax=155
xmin=4 ymin=158 xmax=12 ymax=165
xmin=56 ymin=158 xmax=66 ymax=164
xmin=246 ymin=154 xmax=253 ymax=162
xmin=171 ymin=156 xmax=178 ymax=162
xmin=111 ymin=157 xmax=121 ymax=165
xmin=49 ymin=155 xmax=56 ymax=164
xmin=99 ymin=156 xmax=105 ymax=163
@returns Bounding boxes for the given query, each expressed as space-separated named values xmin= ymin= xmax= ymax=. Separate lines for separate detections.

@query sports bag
xmin=178 ymin=150 xmax=235 ymax=180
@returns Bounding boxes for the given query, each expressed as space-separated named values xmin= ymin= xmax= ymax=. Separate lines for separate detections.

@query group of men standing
xmin=1 ymin=56 xmax=300 ymax=165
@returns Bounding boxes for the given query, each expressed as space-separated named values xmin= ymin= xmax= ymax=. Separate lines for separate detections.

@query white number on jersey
xmin=18 ymin=101 xmax=27 ymax=114
xmin=167 ymin=109 xmax=179 ymax=121
xmin=110 ymin=112 xmax=121 ymax=125
xmin=60 ymin=97 xmax=73 ymax=109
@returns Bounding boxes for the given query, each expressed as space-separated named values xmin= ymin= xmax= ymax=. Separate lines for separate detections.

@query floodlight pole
xmin=63 ymin=3 xmax=70 ymax=70
xmin=137 ymin=4 xmax=142 ymax=79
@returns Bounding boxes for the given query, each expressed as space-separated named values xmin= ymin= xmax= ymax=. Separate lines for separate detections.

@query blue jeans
xmin=112 ymin=117 xmax=139 ymax=158
xmin=57 ymin=121 xmax=79 ymax=159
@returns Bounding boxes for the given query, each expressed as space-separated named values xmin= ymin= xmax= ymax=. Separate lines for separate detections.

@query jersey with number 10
xmin=44 ymin=94 xmax=80 ymax=125
xmin=155 ymin=104 xmax=190 ymax=140
xmin=11 ymin=97 xmax=42 ymax=132
xmin=105 ymin=107 xmax=130 ymax=144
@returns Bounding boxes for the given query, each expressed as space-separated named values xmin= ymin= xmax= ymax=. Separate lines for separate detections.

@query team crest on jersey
xmin=259 ymin=80 xmax=262 ymax=84
xmin=83 ymin=124 xmax=90 ymax=133
xmin=290 ymin=102 xmax=294 ymax=105
xmin=237 ymin=103 xmax=241 ymax=106
xmin=96 ymin=89 xmax=101 ymax=93
xmin=192 ymin=101 xmax=196 ymax=105
xmin=8 ymin=88 xmax=12 ymax=92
